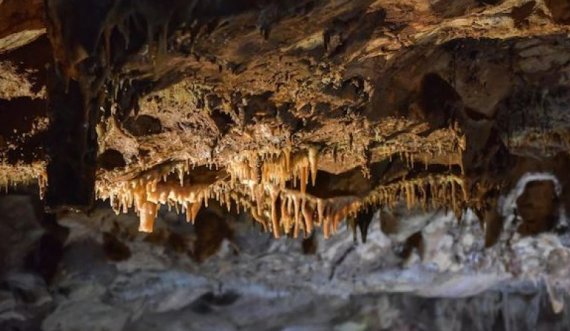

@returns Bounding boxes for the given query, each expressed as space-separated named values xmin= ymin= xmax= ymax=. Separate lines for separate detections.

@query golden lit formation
xmin=96 ymin=145 xmax=466 ymax=237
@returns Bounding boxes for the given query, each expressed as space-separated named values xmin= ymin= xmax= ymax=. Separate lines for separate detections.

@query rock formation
xmin=2 ymin=0 xmax=570 ymax=329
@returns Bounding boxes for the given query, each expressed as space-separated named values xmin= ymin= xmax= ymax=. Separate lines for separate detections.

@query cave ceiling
xmin=1 ymin=0 xmax=570 ymax=242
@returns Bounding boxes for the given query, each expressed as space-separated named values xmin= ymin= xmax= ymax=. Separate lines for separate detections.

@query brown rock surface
xmin=1 ymin=0 xmax=570 ymax=240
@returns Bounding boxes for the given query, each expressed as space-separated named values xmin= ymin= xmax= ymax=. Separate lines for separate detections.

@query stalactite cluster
xmin=365 ymin=174 xmax=467 ymax=214
xmin=3 ymin=0 xmax=570 ymax=244
xmin=96 ymin=147 xmax=359 ymax=237
xmin=96 ymin=143 xmax=468 ymax=238
xmin=0 ymin=162 xmax=47 ymax=197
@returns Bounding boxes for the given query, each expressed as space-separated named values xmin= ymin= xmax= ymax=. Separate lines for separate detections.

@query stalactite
xmin=0 ymin=163 xmax=47 ymax=199
xmin=97 ymin=163 xmax=221 ymax=232
xmin=96 ymin=147 xmax=325 ymax=235
xmin=364 ymin=174 xmax=467 ymax=213
xmin=95 ymin=140 xmax=465 ymax=239
xmin=275 ymin=190 xmax=361 ymax=239
xmin=270 ymin=186 xmax=281 ymax=238
xmin=139 ymin=201 xmax=158 ymax=232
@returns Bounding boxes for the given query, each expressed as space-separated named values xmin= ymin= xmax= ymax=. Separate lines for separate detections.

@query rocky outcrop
xmin=1 ymin=194 xmax=570 ymax=330
xmin=2 ymin=1 xmax=570 ymax=327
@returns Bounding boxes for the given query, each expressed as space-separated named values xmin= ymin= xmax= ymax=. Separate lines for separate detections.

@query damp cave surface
xmin=3 ymin=0 xmax=570 ymax=330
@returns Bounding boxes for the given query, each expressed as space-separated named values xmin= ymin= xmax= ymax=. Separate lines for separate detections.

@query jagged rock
xmin=2 ymin=0 xmax=570 ymax=329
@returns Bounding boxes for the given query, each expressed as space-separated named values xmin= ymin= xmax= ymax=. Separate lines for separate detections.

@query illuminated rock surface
xmin=2 ymin=0 xmax=570 ymax=329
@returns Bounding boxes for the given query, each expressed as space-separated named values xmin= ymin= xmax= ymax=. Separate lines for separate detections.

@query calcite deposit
xmin=0 ymin=0 xmax=568 ymax=238
xmin=2 ymin=0 xmax=570 ymax=329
